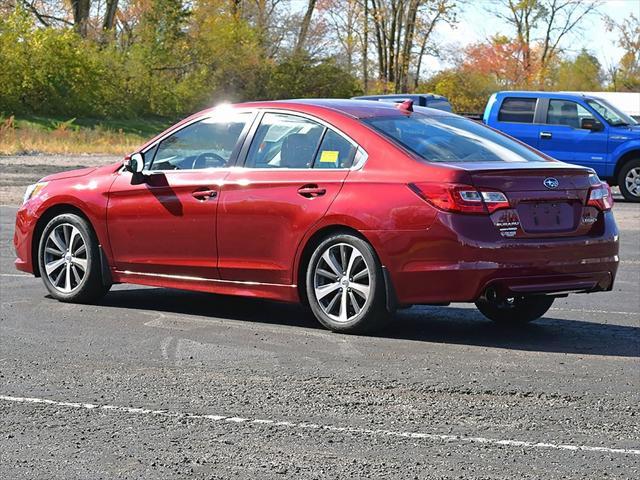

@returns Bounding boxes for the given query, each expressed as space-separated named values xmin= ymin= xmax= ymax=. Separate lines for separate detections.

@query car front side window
xmin=150 ymin=112 xmax=252 ymax=171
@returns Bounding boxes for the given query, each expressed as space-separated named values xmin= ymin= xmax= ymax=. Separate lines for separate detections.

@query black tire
xmin=38 ymin=213 xmax=110 ymax=303
xmin=306 ymin=233 xmax=389 ymax=333
xmin=475 ymin=295 xmax=554 ymax=325
xmin=618 ymin=159 xmax=640 ymax=202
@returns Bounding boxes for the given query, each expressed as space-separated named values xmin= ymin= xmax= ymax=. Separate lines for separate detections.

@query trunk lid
xmin=460 ymin=163 xmax=594 ymax=238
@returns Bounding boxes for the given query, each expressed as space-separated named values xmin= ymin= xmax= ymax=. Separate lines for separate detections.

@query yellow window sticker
xmin=319 ymin=150 xmax=339 ymax=163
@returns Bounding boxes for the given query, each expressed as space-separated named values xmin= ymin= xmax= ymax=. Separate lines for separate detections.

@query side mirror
xmin=581 ymin=117 xmax=603 ymax=131
xmin=124 ymin=153 xmax=145 ymax=174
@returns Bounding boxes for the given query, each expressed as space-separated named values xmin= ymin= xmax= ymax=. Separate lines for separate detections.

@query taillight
xmin=408 ymin=183 xmax=510 ymax=214
xmin=587 ymin=183 xmax=613 ymax=211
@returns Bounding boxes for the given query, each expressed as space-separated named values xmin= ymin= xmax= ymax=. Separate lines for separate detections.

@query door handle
xmin=192 ymin=189 xmax=218 ymax=200
xmin=540 ymin=131 xmax=552 ymax=139
xmin=297 ymin=184 xmax=327 ymax=198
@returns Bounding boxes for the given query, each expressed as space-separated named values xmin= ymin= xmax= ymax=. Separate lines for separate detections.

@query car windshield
xmin=586 ymin=98 xmax=637 ymax=126
xmin=364 ymin=114 xmax=546 ymax=163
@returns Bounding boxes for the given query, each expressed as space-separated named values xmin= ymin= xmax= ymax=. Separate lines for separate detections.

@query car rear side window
xmin=498 ymin=97 xmax=537 ymax=123
xmin=364 ymin=114 xmax=546 ymax=163
xmin=244 ymin=113 xmax=357 ymax=169
xmin=245 ymin=113 xmax=323 ymax=169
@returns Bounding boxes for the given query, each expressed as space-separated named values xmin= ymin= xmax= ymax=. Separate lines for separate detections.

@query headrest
xmin=281 ymin=133 xmax=314 ymax=168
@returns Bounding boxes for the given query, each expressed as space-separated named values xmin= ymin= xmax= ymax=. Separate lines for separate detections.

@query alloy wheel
xmin=43 ymin=223 xmax=88 ymax=293
xmin=313 ymin=243 xmax=371 ymax=323
xmin=624 ymin=166 xmax=640 ymax=198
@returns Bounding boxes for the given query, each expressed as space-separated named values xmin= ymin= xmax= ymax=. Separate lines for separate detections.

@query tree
xmin=368 ymin=0 xmax=455 ymax=92
xmin=294 ymin=0 xmax=317 ymax=54
xmin=555 ymin=49 xmax=603 ymax=91
xmin=69 ymin=0 xmax=91 ymax=37
xmin=462 ymin=35 xmax=530 ymax=88
xmin=606 ymin=13 xmax=640 ymax=91
xmin=490 ymin=0 xmax=600 ymax=86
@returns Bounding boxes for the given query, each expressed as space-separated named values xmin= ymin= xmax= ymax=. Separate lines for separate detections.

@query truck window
xmin=546 ymin=100 xmax=592 ymax=129
xmin=497 ymin=98 xmax=537 ymax=123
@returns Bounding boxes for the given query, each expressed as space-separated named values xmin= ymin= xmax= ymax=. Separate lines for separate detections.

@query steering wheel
xmin=192 ymin=152 xmax=227 ymax=169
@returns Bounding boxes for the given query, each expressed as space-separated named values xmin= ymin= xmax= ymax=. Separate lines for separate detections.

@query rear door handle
xmin=540 ymin=131 xmax=552 ymax=139
xmin=192 ymin=189 xmax=218 ymax=200
xmin=297 ymin=184 xmax=326 ymax=198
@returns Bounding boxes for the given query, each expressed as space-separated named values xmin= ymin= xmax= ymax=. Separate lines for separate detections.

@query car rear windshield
xmin=363 ymin=115 xmax=546 ymax=163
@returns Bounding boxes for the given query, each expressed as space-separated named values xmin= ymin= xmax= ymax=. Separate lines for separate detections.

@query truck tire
xmin=618 ymin=159 xmax=640 ymax=202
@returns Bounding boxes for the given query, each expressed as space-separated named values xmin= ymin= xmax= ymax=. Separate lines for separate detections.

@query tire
xmin=475 ymin=295 xmax=554 ymax=325
xmin=306 ymin=233 xmax=389 ymax=333
xmin=38 ymin=213 xmax=110 ymax=303
xmin=618 ymin=159 xmax=640 ymax=202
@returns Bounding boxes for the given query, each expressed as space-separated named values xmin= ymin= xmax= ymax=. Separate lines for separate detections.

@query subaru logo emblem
xmin=543 ymin=177 xmax=559 ymax=189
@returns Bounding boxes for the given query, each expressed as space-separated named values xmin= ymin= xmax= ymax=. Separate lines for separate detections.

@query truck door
xmin=538 ymin=98 xmax=609 ymax=173
xmin=493 ymin=97 xmax=540 ymax=149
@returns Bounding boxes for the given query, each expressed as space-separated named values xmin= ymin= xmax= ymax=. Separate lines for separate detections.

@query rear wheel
xmin=618 ymin=159 xmax=640 ymax=202
xmin=38 ymin=213 xmax=110 ymax=303
xmin=306 ymin=234 xmax=388 ymax=333
xmin=475 ymin=295 xmax=554 ymax=325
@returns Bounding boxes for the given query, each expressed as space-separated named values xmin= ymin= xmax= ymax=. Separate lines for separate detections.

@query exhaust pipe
xmin=484 ymin=286 xmax=499 ymax=303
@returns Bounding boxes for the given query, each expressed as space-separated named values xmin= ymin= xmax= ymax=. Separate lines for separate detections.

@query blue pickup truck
xmin=483 ymin=91 xmax=640 ymax=201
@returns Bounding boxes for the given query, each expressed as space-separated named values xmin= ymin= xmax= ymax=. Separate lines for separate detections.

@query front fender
xmin=26 ymin=169 xmax=118 ymax=269
xmin=610 ymin=139 xmax=640 ymax=177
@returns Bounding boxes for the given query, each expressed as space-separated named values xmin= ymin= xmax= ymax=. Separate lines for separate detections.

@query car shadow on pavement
xmin=98 ymin=287 xmax=640 ymax=358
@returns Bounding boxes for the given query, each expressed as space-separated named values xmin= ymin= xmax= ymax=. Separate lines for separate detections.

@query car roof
xmin=495 ymin=91 xmax=601 ymax=101
xmin=231 ymin=98 xmax=457 ymax=119
xmin=352 ymin=93 xmax=448 ymax=101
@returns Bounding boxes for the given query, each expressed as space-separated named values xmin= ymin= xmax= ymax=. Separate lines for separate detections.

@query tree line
xmin=0 ymin=0 xmax=637 ymax=119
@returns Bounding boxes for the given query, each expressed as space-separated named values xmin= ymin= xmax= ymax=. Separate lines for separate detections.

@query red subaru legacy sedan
xmin=14 ymin=99 xmax=619 ymax=333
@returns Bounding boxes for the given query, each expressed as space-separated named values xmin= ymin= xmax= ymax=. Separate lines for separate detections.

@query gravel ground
xmin=0 ymin=155 xmax=121 ymax=204
xmin=0 ymin=156 xmax=638 ymax=479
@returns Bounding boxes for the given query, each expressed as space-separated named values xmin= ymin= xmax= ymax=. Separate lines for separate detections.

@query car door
xmin=538 ymin=99 xmax=609 ymax=170
xmin=107 ymin=110 xmax=255 ymax=279
xmin=494 ymin=96 xmax=541 ymax=149
xmin=217 ymin=111 xmax=358 ymax=285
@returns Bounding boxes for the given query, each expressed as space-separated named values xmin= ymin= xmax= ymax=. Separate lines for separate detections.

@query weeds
xmin=0 ymin=115 xmax=151 ymax=155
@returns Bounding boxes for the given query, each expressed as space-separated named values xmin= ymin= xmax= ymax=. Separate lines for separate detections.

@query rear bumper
xmin=366 ymin=210 xmax=619 ymax=305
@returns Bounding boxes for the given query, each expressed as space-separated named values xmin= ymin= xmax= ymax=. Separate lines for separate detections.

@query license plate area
xmin=517 ymin=201 xmax=577 ymax=233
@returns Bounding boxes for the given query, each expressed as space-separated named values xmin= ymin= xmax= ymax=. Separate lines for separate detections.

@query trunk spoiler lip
xmin=436 ymin=160 xmax=592 ymax=175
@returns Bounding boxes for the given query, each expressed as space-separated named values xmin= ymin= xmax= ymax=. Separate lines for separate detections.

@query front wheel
xmin=475 ymin=295 xmax=554 ymax=325
xmin=306 ymin=234 xmax=389 ymax=333
xmin=38 ymin=213 xmax=110 ymax=303
xmin=618 ymin=159 xmax=640 ymax=202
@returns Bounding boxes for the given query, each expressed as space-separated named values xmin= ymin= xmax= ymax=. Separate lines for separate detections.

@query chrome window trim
xmin=128 ymin=107 xmax=369 ymax=174
xmin=117 ymin=270 xmax=296 ymax=288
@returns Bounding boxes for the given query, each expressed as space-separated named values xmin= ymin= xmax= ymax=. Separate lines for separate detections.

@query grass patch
xmin=0 ymin=115 xmax=173 ymax=155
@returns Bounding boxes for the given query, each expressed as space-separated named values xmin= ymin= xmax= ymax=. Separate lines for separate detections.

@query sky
xmin=422 ymin=0 xmax=640 ymax=74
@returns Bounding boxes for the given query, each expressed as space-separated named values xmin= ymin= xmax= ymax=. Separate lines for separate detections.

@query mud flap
xmin=382 ymin=266 xmax=398 ymax=314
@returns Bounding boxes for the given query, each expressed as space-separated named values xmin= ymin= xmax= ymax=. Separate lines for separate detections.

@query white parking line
xmin=0 ymin=273 xmax=32 ymax=277
xmin=1 ymin=394 xmax=638 ymax=457
xmin=551 ymin=307 xmax=639 ymax=316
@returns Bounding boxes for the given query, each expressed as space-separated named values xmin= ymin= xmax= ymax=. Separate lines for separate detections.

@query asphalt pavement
xmin=0 ymin=201 xmax=638 ymax=479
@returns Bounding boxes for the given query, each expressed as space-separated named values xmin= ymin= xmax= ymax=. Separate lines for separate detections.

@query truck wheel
xmin=618 ymin=159 xmax=640 ymax=202
xmin=475 ymin=296 xmax=554 ymax=325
